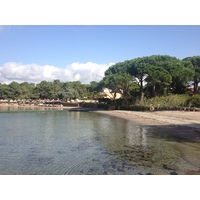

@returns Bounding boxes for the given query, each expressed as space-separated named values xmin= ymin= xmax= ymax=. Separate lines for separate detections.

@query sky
xmin=0 ymin=25 xmax=200 ymax=84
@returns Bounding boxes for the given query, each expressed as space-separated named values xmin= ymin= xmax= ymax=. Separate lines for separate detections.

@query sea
xmin=0 ymin=106 xmax=200 ymax=175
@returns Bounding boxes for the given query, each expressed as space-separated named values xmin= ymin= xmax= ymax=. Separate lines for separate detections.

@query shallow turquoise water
xmin=0 ymin=107 xmax=200 ymax=175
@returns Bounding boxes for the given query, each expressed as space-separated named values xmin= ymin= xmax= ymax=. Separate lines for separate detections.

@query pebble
xmin=117 ymin=168 xmax=125 ymax=172
xmin=112 ymin=164 xmax=117 ymax=169
xmin=163 ymin=164 xmax=174 ymax=170
xmin=170 ymin=171 xmax=178 ymax=175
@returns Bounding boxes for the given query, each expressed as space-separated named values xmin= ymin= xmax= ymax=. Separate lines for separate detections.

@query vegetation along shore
xmin=0 ymin=55 xmax=200 ymax=112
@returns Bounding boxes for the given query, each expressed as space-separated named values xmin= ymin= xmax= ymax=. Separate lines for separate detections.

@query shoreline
xmin=93 ymin=110 xmax=200 ymax=127
xmin=1 ymin=105 xmax=200 ymax=174
xmin=92 ymin=110 xmax=200 ymax=143
xmin=1 ymin=105 xmax=200 ymax=142
xmin=93 ymin=110 xmax=200 ymax=174
xmin=0 ymin=104 xmax=78 ymax=110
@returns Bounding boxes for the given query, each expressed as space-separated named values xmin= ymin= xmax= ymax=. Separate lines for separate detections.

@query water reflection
xmin=0 ymin=109 xmax=200 ymax=175
xmin=125 ymin=123 xmax=147 ymax=147
xmin=0 ymin=105 xmax=63 ymax=112
xmin=92 ymin=115 xmax=149 ymax=152
xmin=91 ymin=114 xmax=200 ymax=174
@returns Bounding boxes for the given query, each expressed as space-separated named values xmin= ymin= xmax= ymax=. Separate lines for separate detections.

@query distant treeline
xmin=0 ymin=55 xmax=200 ymax=106
xmin=0 ymin=80 xmax=97 ymax=101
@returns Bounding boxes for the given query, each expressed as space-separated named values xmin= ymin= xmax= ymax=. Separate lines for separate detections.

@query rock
xmin=163 ymin=164 xmax=174 ymax=170
xmin=170 ymin=171 xmax=178 ymax=175
xmin=112 ymin=164 xmax=117 ymax=169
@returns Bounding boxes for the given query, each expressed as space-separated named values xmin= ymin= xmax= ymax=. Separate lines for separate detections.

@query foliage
xmin=119 ymin=94 xmax=200 ymax=111
xmin=0 ymin=80 xmax=91 ymax=101
xmin=186 ymin=95 xmax=200 ymax=107
xmin=103 ymin=61 xmax=135 ymax=104
xmin=183 ymin=56 xmax=200 ymax=93
xmin=138 ymin=95 xmax=189 ymax=107
xmin=1 ymin=54 xmax=200 ymax=109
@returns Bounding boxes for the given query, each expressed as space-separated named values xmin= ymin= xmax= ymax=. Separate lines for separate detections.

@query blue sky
xmin=0 ymin=25 xmax=200 ymax=84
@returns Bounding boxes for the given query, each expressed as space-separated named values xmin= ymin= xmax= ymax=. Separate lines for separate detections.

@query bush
xmin=98 ymin=98 xmax=112 ymax=104
xmin=138 ymin=95 xmax=189 ymax=108
xmin=186 ymin=95 xmax=200 ymax=107
xmin=97 ymin=104 xmax=110 ymax=110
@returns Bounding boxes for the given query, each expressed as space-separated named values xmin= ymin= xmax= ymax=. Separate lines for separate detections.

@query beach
xmin=93 ymin=110 xmax=200 ymax=174
xmin=93 ymin=110 xmax=200 ymax=142
xmin=94 ymin=110 xmax=200 ymax=127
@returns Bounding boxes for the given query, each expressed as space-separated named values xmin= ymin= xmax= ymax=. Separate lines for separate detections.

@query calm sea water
xmin=0 ymin=106 xmax=200 ymax=175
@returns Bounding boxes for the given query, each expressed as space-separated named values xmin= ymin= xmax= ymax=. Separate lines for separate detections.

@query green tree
xmin=89 ymin=81 xmax=102 ymax=99
xmin=146 ymin=66 xmax=172 ymax=97
xmin=183 ymin=56 xmax=200 ymax=94
xmin=0 ymin=83 xmax=10 ymax=99
xmin=131 ymin=55 xmax=193 ymax=95
xmin=104 ymin=61 xmax=134 ymax=103
xmin=8 ymin=81 xmax=21 ymax=99
xmin=20 ymin=82 xmax=36 ymax=99
xmin=53 ymin=79 xmax=63 ymax=99
xmin=34 ymin=81 xmax=54 ymax=99
xmin=163 ymin=60 xmax=194 ymax=94
xmin=61 ymin=82 xmax=79 ymax=101
xmin=128 ymin=58 xmax=148 ymax=100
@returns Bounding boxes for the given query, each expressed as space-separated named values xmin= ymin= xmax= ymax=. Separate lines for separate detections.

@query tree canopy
xmin=102 ymin=55 xmax=198 ymax=102
xmin=0 ymin=54 xmax=199 ymax=103
xmin=183 ymin=56 xmax=200 ymax=93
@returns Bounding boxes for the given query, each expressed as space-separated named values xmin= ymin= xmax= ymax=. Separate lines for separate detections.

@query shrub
xmin=186 ymin=95 xmax=200 ymax=107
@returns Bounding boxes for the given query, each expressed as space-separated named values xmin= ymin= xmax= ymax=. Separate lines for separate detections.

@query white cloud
xmin=0 ymin=62 xmax=114 ymax=84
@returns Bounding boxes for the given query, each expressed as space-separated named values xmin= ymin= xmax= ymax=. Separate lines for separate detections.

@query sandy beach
xmin=92 ymin=110 xmax=200 ymax=174
xmin=93 ymin=110 xmax=200 ymax=142
xmin=94 ymin=110 xmax=200 ymax=127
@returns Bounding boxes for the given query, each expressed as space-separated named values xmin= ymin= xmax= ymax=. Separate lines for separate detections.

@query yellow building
xmin=99 ymin=88 xmax=122 ymax=100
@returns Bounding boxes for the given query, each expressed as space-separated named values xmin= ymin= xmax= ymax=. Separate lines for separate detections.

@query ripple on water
xmin=0 ymin=110 xmax=200 ymax=175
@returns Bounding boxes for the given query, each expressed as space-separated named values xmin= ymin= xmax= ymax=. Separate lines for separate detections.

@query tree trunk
xmin=152 ymin=84 xmax=156 ymax=97
xmin=140 ymin=92 xmax=144 ymax=101
xmin=194 ymin=78 xmax=198 ymax=94
xmin=140 ymin=79 xmax=144 ymax=101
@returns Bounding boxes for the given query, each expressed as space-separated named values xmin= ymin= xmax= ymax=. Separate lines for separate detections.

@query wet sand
xmin=93 ymin=110 xmax=200 ymax=127
xmin=93 ymin=110 xmax=200 ymax=174
xmin=93 ymin=110 xmax=200 ymax=142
